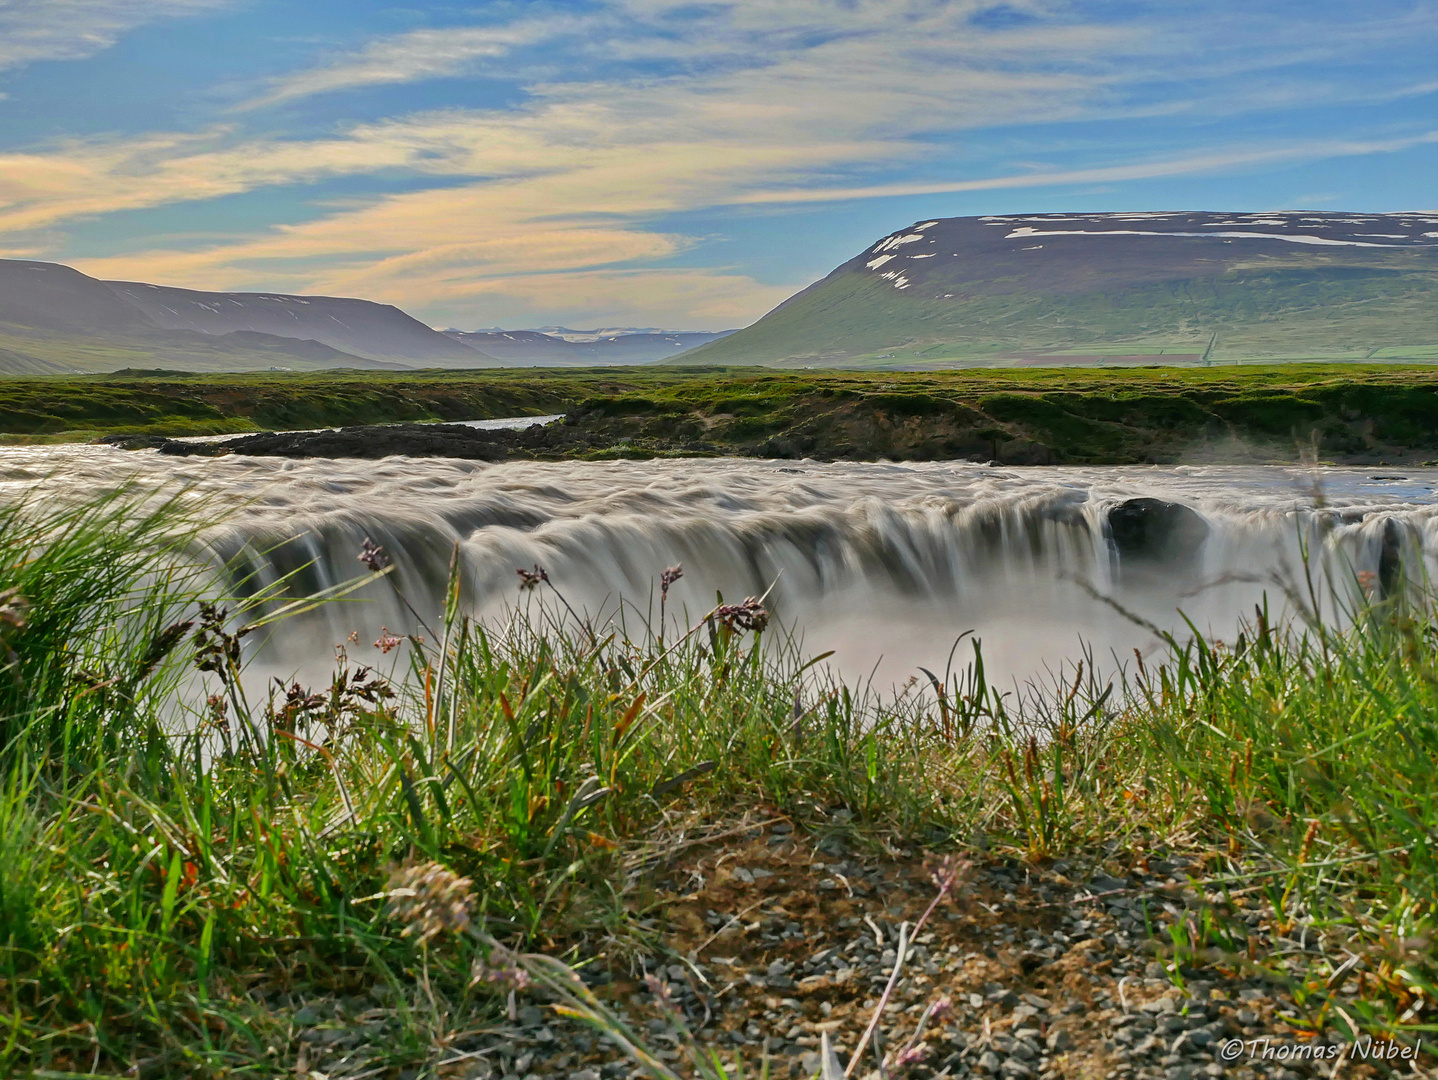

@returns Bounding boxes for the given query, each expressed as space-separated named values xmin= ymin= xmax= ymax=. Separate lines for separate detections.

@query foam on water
xmin=3 ymin=444 xmax=1435 ymax=692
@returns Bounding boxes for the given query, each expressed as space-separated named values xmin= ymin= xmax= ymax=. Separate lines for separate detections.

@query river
xmin=3 ymin=440 xmax=1435 ymax=692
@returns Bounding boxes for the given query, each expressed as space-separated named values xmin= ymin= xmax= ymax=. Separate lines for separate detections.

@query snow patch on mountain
xmin=1002 ymin=227 xmax=1401 ymax=248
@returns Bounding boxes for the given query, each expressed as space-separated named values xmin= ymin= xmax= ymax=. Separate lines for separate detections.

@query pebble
xmin=269 ymin=850 xmax=1389 ymax=1080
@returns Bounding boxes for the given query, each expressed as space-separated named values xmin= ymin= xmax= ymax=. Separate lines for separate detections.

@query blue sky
xmin=0 ymin=0 xmax=1434 ymax=329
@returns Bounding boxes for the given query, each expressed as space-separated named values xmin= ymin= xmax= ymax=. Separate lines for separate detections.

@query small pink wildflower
xmin=660 ymin=565 xmax=683 ymax=600
xmin=893 ymin=1043 xmax=929 ymax=1068
xmin=471 ymin=950 xmax=532 ymax=991
xmin=517 ymin=565 xmax=550 ymax=591
xmin=715 ymin=596 xmax=769 ymax=633
xmin=358 ymin=538 xmax=390 ymax=572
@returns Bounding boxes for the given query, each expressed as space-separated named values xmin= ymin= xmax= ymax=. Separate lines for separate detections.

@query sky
xmin=0 ymin=1 xmax=1434 ymax=330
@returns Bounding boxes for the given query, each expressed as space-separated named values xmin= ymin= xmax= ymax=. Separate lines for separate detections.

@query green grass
xmin=0 ymin=369 xmax=580 ymax=442
xmin=0 ymin=490 xmax=1434 ymax=1073
xmin=6 ymin=364 xmax=1438 ymax=464
xmin=679 ymin=258 xmax=1438 ymax=367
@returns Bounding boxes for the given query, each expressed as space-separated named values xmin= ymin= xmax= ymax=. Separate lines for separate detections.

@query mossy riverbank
xmin=18 ymin=363 xmax=1438 ymax=465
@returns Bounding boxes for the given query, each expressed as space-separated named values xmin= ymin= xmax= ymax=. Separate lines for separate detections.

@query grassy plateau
xmin=4 ymin=363 xmax=1438 ymax=464
xmin=0 ymin=480 xmax=1434 ymax=1075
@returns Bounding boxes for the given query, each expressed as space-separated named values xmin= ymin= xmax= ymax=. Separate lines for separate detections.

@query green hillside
xmin=685 ymin=263 xmax=1438 ymax=368
xmin=0 ymin=258 xmax=465 ymax=373
xmin=679 ymin=213 xmax=1438 ymax=368
xmin=0 ymin=323 xmax=404 ymax=376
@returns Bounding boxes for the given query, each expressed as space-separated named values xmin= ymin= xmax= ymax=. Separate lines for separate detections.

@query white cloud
xmin=64 ymin=124 xmax=1437 ymax=325
xmin=0 ymin=0 xmax=226 ymax=73
xmin=0 ymin=126 xmax=443 ymax=235
xmin=241 ymin=18 xmax=576 ymax=110
xmin=732 ymin=132 xmax=1438 ymax=205
xmin=6 ymin=0 xmax=1436 ymax=325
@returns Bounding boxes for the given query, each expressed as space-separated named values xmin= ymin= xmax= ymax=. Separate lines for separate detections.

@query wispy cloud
xmin=65 ymin=124 xmax=1436 ymax=326
xmin=0 ymin=0 xmax=226 ymax=74
xmin=733 ymin=132 xmax=1438 ymax=205
xmin=0 ymin=125 xmax=445 ymax=235
xmin=6 ymin=0 xmax=1436 ymax=325
xmin=240 ymin=18 xmax=576 ymax=110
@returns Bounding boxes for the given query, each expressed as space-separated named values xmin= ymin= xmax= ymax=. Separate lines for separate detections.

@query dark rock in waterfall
xmin=1107 ymin=498 xmax=1209 ymax=567
xmin=1379 ymin=518 xmax=1404 ymax=598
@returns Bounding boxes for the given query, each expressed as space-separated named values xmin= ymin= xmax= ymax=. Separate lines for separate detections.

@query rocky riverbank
xmin=265 ymin=821 xmax=1410 ymax=1080
xmin=10 ymin=364 xmax=1433 ymax=464
xmin=103 ymin=399 xmax=1438 ymax=466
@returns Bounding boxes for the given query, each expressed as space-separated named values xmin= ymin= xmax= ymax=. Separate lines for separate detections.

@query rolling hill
xmin=107 ymin=280 xmax=493 ymax=368
xmin=677 ymin=211 xmax=1438 ymax=368
xmin=0 ymin=260 xmax=426 ymax=375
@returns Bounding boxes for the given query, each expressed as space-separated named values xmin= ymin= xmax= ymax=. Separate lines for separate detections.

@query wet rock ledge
xmin=103 ymin=421 xmax=615 ymax=462
xmin=97 ymin=407 xmax=1035 ymax=464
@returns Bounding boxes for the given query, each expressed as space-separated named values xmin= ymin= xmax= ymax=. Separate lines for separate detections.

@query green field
xmin=6 ymin=364 xmax=1438 ymax=465
xmin=0 ymin=367 xmax=586 ymax=441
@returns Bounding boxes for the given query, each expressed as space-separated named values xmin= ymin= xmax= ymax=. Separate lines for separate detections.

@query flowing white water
xmin=3 ymin=442 xmax=1435 ymax=691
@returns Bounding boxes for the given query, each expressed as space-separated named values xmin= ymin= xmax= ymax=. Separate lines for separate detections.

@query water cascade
xmin=3 ymin=446 xmax=1434 ymax=689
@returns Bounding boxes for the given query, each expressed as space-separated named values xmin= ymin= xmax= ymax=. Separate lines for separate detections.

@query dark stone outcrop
xmin=95 ymin=432 xmax=174 ymax=450
xmin=160 ymin=423 xmax=514 ymax=460
xmin=1107 ymin=497 xmax=1209 ymax=565
xmin=1379 ymin=517 xmax=1405 ymax=598
xmin=124 ymin=416 xmax=724 ymax=461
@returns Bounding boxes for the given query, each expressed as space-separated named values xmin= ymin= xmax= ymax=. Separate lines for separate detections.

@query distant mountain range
xmin=443 ymin=328 xmax=733 ymax=365
xmin=6 ymin=211 xmax=1434 ymax=376
xmin=0 ymin=259 xmax=728 ymax=375
xmin=678 ymin=211 xmax=1438 ymax=367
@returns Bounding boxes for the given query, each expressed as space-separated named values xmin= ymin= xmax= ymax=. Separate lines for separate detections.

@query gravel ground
xmin=281 ymin=821 xmax=1432 ymax=1080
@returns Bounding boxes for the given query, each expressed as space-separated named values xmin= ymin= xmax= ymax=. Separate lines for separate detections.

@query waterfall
xmin=4 ymin=445 xmax=1435 ymax=688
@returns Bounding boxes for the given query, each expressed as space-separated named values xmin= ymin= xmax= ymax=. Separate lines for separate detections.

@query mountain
xmin=105 ymin=280 xmax=494 ymax=367
xmin=677 ymin=212 xmax=1438 ymax=367
xmin=0 ymin=259 xmax=414 ymax=375
xmin=444 ymin=327 xmax=735 ymax=365
xmin=528 ymin=326 xmax=709 ymax=342
xmin=0 ymin=257 xmax=722 ymax=374
xmin=1 ymin=259 xmax=161 ymax=336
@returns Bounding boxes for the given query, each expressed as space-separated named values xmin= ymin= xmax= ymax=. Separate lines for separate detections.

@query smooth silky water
xmin=4 ymin=440 xmax=1435 ymax=696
